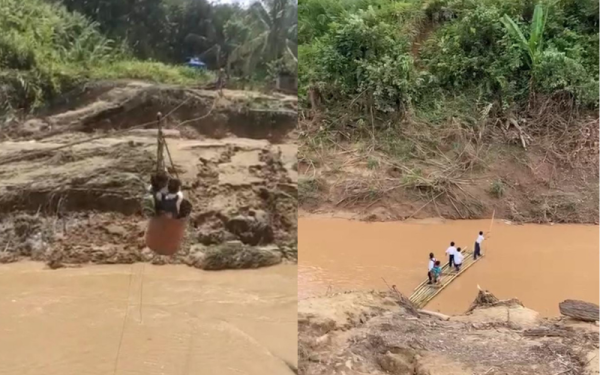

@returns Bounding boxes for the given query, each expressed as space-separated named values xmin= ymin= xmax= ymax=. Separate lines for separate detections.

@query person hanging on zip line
xmin=142 ymin=172 xmax=169 ymax=218
xmin=156 ymin=178 xmax=184 ymax=218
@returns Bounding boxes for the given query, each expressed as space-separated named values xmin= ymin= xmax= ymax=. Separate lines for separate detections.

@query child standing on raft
xmin=427 ymin=253 xmax=437 ymax=284
xmin=454 ymin=247 xmax=464 ymax=272
xmin=432 ymin=261 xmax=442 ymax=284
xmin=445 ymin=242 xmax=457 ymax=267
xmin=474 ymin=231 xmax=486 ymax=259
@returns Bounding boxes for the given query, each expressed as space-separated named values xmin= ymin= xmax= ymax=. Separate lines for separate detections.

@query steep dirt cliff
xmin=0 ymin=81 xmax=298 ymax=269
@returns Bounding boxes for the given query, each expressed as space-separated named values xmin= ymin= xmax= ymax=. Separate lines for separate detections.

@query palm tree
xmin=228 ymin=0 xmax=298 ymax=76
xmin=180 ymin=3 xmax=246 ymax=69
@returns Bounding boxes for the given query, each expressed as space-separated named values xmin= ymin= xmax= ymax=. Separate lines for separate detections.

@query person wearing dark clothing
xmin=158 ymin=178 xmax=184 ymax=218
xmin=474 ymin=231 xmax=485 ymax=259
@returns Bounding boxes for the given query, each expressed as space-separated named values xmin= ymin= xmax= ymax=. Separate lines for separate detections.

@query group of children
xmin=143 ymin=172 xmax=190 ymax=219
xmin=427 ymin=231 xmax=487 ymax=285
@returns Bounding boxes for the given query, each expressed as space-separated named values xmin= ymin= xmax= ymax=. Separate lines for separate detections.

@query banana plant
xmin=500 ymin=3 xmax=548 ymax=69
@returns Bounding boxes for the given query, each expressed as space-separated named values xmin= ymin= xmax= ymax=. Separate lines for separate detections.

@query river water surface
xmin=0 ymin=262 xmax=297 ymax=375
xmin=299 ymin=217 xmax=598 ymax=316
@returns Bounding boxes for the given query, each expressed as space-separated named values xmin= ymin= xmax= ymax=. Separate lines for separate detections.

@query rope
xmin=0 ymin=95 xmax=196 ymax=166
xmin=156 ymin=112 xmax=165 ymax=174
xmin=175 ymin=96 xmax=219 ymax=128
xmin=162 ymin=135 xmax=179 ymax=180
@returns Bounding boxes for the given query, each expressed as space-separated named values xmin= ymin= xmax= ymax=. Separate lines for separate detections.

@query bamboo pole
xmin=409 ymin=251 xmax=478 ymax=307
xmin=486 ymin=209 xmax=495 ymax=256
xmin=411 ymin=247 xmax=470 ymax=291
xmin=411 ymin=251 xmax=471 ymax=303
xmin=416 ymin=255 xmax=482 ymax=308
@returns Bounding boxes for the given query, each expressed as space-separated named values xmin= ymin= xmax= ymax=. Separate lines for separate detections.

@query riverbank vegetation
xmin=298 ymin=0 xmax=599 ymax=223
xmin=0 ymin=0 xmax=298 ymax=116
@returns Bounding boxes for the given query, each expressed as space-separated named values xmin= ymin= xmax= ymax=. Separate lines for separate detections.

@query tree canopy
xmin=58 ymin=0 xmax=298 ymax=74
xmin=299 ymin=0 xmax=599 ymax=112
xmin=0 ymin=0 xmax=298 ymax=114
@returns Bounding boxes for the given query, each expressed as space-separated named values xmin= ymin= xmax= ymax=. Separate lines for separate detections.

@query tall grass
xmin=0 ymin=0 xmax=210 ymax=116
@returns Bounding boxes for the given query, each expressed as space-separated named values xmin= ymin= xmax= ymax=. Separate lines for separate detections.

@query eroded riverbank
xmin=298 ymin=216 xmax=599 ymax=316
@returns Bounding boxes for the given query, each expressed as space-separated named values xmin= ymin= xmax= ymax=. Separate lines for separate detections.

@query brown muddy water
xmin=298 ymin=217 xmax=599 ymax=316
xmin=0 ymin=262 xmax=297 ymax=375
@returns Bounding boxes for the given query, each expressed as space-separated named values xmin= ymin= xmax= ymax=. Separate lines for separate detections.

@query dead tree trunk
xmin=559 ymin=300 xmax=599 ymax=322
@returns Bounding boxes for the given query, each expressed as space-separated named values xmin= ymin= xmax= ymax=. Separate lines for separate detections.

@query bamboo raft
xmin=409 ymin=248 xmax=482 ymax=308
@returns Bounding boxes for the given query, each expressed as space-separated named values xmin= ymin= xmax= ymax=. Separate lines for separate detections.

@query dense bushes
xmin=58 ymin=0 xmax=298 ymax=77
xmin=299 ymin=0 xmax=599 ymax=113
xmin=0 ymin=0 xmax=299 ymax=116
xmin=0 ymin=0 xmax=209 ymax=114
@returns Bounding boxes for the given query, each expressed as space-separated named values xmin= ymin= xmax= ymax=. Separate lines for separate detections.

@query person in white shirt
xmin=474 ymin=231 xmax=485 ymax=259
xmin=454 ymin=247 xmax=464 ymax=271
xmin=445 ymin=242 xmax=457 ymax=267
xmin=427 ymin=252 xmax=437 ymax=284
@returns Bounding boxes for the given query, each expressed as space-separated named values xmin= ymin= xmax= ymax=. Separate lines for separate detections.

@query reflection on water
xmin=299 ymin=217 xmax=599 ymax=316
xmin=0 ymin=262 xmax=297 ymax=375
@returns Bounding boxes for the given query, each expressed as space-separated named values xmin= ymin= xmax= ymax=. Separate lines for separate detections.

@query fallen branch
xmin=559 ymin=300 xmax=599 ymax=322
xmin=418 ymin=309 xmax=450 ymax=321
xmin=523 ymin=327 xmax=574 ymax=338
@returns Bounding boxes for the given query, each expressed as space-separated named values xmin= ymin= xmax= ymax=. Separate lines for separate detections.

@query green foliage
xmin=0 ymin=0 xmax=209 ymax=114
xmin=299 ymin=0 xmax=599 ymax=115
xmin=91 ymin=61 xmax=211 ymax=84
xmin=421 ymin=3 xmax=529 ymax=105
xmin=59 ymin=0 xmax=298 ymax=77
xmin=228 ymin=0 xmax=298 ymax=77
xmin=501 ymin=4 xmax=547 ymax=69
xmin=307 ymin=4 xmax=424 ymax=111
xmin=298 ymin=176 xmax=325 ymax=204
xmin=489 ymin=179 xmax=505 ymax=198
xmin=0 ymin=0 xmax=300 ymax=115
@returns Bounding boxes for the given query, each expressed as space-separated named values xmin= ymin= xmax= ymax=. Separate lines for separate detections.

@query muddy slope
xmin=298 ymin=117 xmax=599 ymax=224
xmin=299 ymin=291 xmax=599 ymax=375
xmin=0 ymin=83 xmax=298 ymax=269
xmin=4 ymin=81 xmax=297 ymax=143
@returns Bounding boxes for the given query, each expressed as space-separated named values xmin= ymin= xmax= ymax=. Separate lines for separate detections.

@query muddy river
xmin=0 ymin=262 xmax=297 ymax=375
xmin=298 ymin=217 xmax=599 ymax=316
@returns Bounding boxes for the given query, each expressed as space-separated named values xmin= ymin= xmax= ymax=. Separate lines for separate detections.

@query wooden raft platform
xmin=409 ymin=249 xmax=482 ymax=308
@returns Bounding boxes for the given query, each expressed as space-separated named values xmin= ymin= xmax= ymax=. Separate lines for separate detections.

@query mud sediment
xmin=0 ymin=84 xmax=298 ymax=270
xmin=298 ymin=290 xmax=599 ymax=375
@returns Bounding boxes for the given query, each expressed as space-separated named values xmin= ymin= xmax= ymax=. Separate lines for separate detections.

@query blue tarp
xmin=186 ymin=58 xmax=206 ymax=69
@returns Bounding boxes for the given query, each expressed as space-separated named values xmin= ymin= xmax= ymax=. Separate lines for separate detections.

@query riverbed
xmin=0 ymin=262 xmax=297 ymax=375
xmin=298 ymin=217 xmax=599 ymax=316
